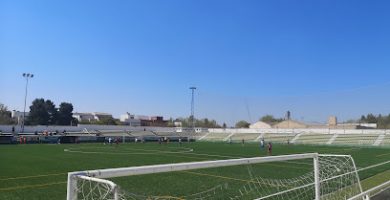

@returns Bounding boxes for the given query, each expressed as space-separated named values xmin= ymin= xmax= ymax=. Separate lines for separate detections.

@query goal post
xmin=67 ymin=153 xmax=363 ymax=200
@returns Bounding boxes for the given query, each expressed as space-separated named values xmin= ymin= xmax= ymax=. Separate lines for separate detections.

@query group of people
xmin=158 ymin=137 xmax=183 ymax=145
xmin=228 ymin=137 xmax=273 ymax=155
xmin=106 ymin=137 xmax=120 ymax=146
xmin=260 ymin=138 xmax=272 ymax=156
xmin=19 ymin=136 xmax=27 ymax=144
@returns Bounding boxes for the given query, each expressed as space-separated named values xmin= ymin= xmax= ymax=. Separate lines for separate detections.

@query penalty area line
xmin=0 ymin=172 xmax=67 ymax=181
xmin=0 ymin=181 xmax=67 ymax=191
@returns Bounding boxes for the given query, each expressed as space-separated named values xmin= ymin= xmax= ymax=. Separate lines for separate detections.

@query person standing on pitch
xmin=267 ymin=142 xmax=272 ymax=156
xmin=260 ymin=138 xmax=264 ymax=149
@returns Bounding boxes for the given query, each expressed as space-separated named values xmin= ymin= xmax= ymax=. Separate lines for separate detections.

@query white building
xmin=11 ymin=110 xmax=29 ymax=125
xmin=73 ymin=113 xmax=94 ymax=122
xmin=120 ymin=112 xmax=141 ymax=126
xmin=73 ymin=112 xmax=114 ymax=122
xmin=174 ymin=121 xmax=182 ymax=127
xmin=91 ymin=112 xmax=113 ymax=121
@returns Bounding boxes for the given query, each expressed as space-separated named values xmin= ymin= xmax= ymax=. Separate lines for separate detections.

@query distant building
xmin=328 ymin=116 xmax=337 ymax=128
xmin=273 ymin=120 xmax=307 ymax=129
xmin=249 ymin=121 xmax=272 ymax=129
xmin=357 ymin=123 xmax=377 ymax=129
xmin=91 ymin=112 xmax=113 ymax=121
xmin=120 ymin=112 xmax=141 ymax=126
xmin=73 ymin=113 xmax=94 ymax=122
xmin=140 ymin=116 xmax=168 ymax=127
xmin=11 ymin=110 xmax=29 ymax=125
xmin=73 ymin=112 xmax=113 ymax=123
xmin=174 ymin=121 xmax=182 ymax=127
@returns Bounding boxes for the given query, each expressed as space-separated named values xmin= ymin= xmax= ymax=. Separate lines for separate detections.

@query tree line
xmin=359 ymin=113 xmax=390 ymax=129
xmin=4 ymin=100 xmax=390 ymax=129
xmin=0 ymin=99 xmax=76 ymax=126
xmin=27 ymin=98 xmax=76 ymax=125
xmin=171 ymin=117 xmax=224 ymax=128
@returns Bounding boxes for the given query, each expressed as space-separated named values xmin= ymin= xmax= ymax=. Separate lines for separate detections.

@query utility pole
xmin=22 ymin=73 xmax=34 ymax=133
xmin=189 ymin=87 xmax=196 ymax=131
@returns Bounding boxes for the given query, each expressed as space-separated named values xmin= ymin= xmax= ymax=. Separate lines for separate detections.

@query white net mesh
xmin=229 ymin=155 xmax=362 ymax=200
xmin=70 ymin=154 xmax=363 ymax=200
xmin=75 ymin=175 xmax=118 ymax=200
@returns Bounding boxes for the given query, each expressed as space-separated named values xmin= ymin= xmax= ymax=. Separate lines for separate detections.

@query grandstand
xmin=230 ymin=133 xmax=260 ymax=141
xmin=262 ymin=133 xmax=296 ymax=143
xmin=2 ymin=127 xmax=390 ymax=147
xmin=199 ymin=132 xmax=231 ymax=141
xmin=1 ymin=126 xmax=390 ymax=200
xmin=195 ymin=129 xmax=390 ymax=147
xmin=332 ymin=134 xmax=381 ymax=146
xmin=380 ymin=134 xmax=390 ymax=146
xmin=293 ymin=133 xmax=334 ymax=145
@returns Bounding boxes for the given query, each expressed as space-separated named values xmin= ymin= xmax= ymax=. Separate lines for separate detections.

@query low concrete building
xmin=11 ymin=110 xmax=29 ymax=125
xmin=174 ymin=121 xmax=182 ymax=127
xmin=120 ymin=112 xmax=141 ymax=126
xmin=249 ymin=121 xmax=272 ymax=129
xmin=73 ymin=113 xmax=94 ymax=122
xmin=141 ymin=116 xmax=168 ymax=127
xmin=91 ymin=112 xmax=113 ymax=121
xmin=73 ymin=112 xmax=113 ymax=123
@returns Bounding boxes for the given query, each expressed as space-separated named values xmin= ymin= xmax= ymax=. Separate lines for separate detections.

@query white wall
xmin=0 ymin=124 xmax=176 ymax=133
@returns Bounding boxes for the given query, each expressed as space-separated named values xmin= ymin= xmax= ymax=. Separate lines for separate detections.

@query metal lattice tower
xmin=189 ymin=87 xmax=196 ymax=129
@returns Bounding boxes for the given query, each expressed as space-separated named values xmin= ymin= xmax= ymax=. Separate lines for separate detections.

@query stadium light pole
xmin=189 ymin=87 xmax=196 ymax=130
xmin=22 ymin=73 xmax=34 ymax=133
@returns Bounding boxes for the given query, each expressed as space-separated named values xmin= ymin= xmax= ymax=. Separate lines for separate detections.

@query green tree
xmin=175 ymin=117 xmax=221 ymax=128
xmin=166 ymin=117 xmax=174 ymax=127
xmin=260 ymin=115 xmax=283 ymax=124
xmin=97 ymin=116 xmax=117 ymax=125
xmin=235 ymin=120 xmax=250 ymax=128
xmin=57 ymin=102 xmax=75 ymax=125
xmin=45 ymin=100 xmax=58 ymax=125
xmin=366 ymin=114 xmax=377 ymax=123
xmin=28 ymin=98 xmax=49 ymax=125
xmin=0 ymin=103 xmax=13 ymax=124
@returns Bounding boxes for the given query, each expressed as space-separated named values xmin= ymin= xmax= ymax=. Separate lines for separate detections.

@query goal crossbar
xmin=66 ymin=153 xmax=343 ymax=200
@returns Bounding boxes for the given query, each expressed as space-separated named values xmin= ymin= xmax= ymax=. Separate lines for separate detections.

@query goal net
xmin=67 ymin=153 xmax=363 ymax=200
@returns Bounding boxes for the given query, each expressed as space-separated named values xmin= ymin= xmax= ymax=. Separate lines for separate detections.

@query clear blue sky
xmin=1 ymin=0 xmax=390 ymax=126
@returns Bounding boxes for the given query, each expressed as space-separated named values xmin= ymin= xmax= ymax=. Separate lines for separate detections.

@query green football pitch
xmin=0 ymin=142 xmax=389 ymax=200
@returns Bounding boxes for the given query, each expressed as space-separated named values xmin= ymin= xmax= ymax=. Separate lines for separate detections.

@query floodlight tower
xmin=189 ymin=87 xmax=197 ymax=130
xmin=22 ymin=73 xmax=34 ymax=133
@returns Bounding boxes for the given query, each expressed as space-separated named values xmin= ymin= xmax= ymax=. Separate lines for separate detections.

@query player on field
xmin=260 ymin=138 xmax=264 ymax=149
xmin=267 ymin=142 xmax=272 ymax=156
xmin=115 ymin=137 xmax=119 ymax=147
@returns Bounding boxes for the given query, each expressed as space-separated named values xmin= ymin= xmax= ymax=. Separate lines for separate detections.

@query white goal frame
xmin=67 ymin=153 xmax=360 ymax=200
